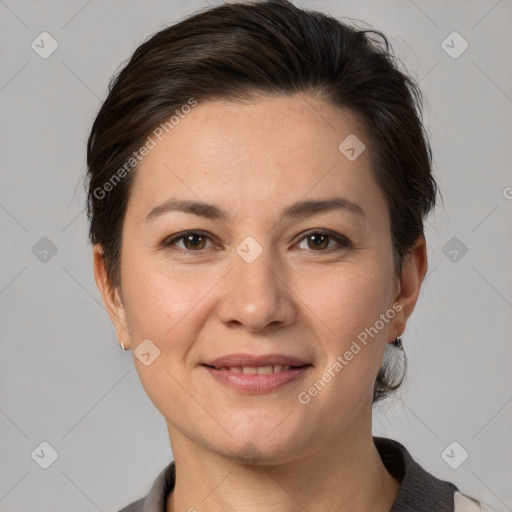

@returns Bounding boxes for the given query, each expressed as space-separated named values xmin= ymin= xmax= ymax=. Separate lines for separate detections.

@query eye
xmin=295 ymin=230 xmax=352 ymax=252
xmin=163 ymin=231 xmax=218 ymax=253
xmin=162 ymin=229 xmax=352 ymax=254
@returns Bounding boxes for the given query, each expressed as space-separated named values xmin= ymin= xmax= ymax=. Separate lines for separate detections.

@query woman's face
xmin=96 ymin=94 xmax=418 ymax=463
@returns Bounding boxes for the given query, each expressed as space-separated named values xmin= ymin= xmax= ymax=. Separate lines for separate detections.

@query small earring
xmin=119 ymin=341 xmax=129 ymax=351
xmin=393 ymin=329 xmax=403 ymax=350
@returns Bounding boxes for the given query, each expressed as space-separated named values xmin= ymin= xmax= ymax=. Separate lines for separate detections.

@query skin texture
xmin=94 ymin=94 xmax=427 ymax=511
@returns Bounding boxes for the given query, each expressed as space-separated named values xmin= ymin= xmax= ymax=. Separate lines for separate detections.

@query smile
xmin=201 ymin=363 xmax=312 ymax=393
xmin=211 ymin=364 xmax=293 ymax=374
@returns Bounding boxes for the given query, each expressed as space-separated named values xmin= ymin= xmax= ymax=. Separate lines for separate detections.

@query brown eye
xmin=306 ymin=233 xmax=330 ymax=250
xmin=182 ymin=233 xmax=207 ymax=250
xmin=163 ymin=231 xmax=215 ymax=252
xmin=296 ymin=230 xmax=352 ymax=252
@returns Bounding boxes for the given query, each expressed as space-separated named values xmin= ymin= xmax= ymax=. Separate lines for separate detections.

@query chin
xmin=208 ymin=427 xmax=307 ymax=466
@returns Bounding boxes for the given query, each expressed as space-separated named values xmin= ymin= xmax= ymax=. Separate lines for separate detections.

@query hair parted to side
xmin=86 ymin=0 xmax=437 ymax=402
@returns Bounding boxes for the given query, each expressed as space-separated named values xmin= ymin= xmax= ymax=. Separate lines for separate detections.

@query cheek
xmin=298 ymin=260 xmax=392 ymax=340
xmin=119 ymin=257 xmax=213 ymax=420
xmin=294 ymin=260 xmax=393 ymax=395
xmin=120 ymin=252 xmax=214 ymax=343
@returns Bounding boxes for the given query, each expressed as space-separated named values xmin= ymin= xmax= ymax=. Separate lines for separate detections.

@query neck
xmin=165 ymin=428 xmax=400 ymax=512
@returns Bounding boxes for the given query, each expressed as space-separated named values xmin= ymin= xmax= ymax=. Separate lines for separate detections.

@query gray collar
xmin=119 ymin=437 xmax=458 ymax=512
xmin=374 ymin=437 xmax=458 ymax=511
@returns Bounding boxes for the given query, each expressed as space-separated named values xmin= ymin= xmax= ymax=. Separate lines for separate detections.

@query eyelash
xmin=162 ymin=229 xmax=352 ymax=255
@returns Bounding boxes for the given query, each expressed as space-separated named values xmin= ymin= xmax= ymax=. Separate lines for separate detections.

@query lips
xmin=213 ymin=364 xmax=294 ymax=374
xmin=203 ymin=353 xmax=311 ymax=369
xmin=201 ymin=353 xmax=312 ymax=393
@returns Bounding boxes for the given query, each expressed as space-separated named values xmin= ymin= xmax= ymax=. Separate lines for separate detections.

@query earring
xmin=393 ymin=329 xmax=403 ymax=350
xmin=119 ymin=341 xmax=129 ymax=351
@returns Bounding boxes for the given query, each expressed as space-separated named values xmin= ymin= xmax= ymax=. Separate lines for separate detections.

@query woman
xmin=86 ymin=1 xmax=494 ymax=510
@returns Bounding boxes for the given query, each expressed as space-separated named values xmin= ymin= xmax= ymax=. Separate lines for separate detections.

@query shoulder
xmin=116 ymin=461 xmax=175 ymax=512
xmin=454 ymin=491 xmax=496 ymax=511
xmin=117 ymin=497 xmax=144 ymax=512
xmin=374 ymin=436 xmax=496 ymax=512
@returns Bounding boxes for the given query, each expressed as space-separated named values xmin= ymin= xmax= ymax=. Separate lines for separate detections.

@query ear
xmin=93 ymin=244 xmax=131 ymax=349
xmin=389 ymin=235 xmax=428 ymax=342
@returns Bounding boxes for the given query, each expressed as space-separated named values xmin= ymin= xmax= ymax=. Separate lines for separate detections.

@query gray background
xmin=1 ymin=0 xmax=511 ymax=510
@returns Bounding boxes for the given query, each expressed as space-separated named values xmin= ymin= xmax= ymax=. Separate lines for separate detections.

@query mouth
xmin=203 ymin=353 xmax=311 ymax=368
xmin=200 ymin=353 xmax=313 ymax=393
xmin=202 ymin=364 xmax=307 ymax=374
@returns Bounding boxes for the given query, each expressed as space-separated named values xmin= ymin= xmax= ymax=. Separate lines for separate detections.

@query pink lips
xmin=201 ymin=353 xmax=312 ymax=394
xmin=203 ymin=353 xmax=310 ymax=368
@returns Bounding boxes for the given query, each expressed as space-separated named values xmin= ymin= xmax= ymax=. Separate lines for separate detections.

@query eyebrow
xmin=145 ymin=197 xmax=366 ymax=222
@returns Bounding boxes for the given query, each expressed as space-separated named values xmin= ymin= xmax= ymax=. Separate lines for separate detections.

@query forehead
xmin=126 ymin=94 xmax=386 ymax=222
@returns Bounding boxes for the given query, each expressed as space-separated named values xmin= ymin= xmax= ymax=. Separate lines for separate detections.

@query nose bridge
xmin=235 ymin=237 xmax=279 ymax=293
xmin=216 ymin=236 xmax=295 ymax=331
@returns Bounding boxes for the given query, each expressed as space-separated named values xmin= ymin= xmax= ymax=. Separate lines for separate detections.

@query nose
xmin=216 ymin=243 xmax=297 ymax=333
